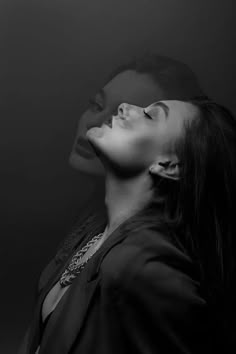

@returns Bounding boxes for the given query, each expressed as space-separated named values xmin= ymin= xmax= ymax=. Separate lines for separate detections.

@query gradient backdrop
xmin=1 ymin=0 xmax=235 ymax=352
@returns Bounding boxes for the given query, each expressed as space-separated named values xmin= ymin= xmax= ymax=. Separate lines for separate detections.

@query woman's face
xmin=86 ymin=100 xmax=197 ymax=175
xmin=69 ymin=70 xmax=164 ymax=176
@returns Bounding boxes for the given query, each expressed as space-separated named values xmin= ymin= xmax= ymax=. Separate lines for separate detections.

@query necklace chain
xmin=59 ymin=232 xmax=104 ymax=287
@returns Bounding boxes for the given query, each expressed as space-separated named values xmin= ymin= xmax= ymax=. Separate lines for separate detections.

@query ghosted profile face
xmin=86 ymin=100 xmax=197 ymax=176
xmin=69 ymin=70 xmax=164 ymax=177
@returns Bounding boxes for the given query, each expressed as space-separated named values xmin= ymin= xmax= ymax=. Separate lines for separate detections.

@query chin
xmin=69 ymin=152 xmax=90 ymax=171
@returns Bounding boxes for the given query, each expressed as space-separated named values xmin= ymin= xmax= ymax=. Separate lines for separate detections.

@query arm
xmin=114 ymin=247 xmax=209 ymax=354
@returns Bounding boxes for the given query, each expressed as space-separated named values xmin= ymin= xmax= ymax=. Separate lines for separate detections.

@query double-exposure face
xmin=69 ymin=70 xmax=164 ymax=176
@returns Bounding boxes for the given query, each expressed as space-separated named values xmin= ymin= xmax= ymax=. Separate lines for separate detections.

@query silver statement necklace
xmin=59 ymin=232 xmax=104 ymax=287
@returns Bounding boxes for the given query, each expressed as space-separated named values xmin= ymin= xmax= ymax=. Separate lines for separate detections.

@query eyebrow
xmin=152 ymin=102 xmax=169 ymax=118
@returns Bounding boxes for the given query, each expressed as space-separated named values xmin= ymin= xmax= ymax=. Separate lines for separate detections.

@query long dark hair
xmin=135 ymin=98 xmax=236 ymax=346
xmin=176 ymin=99 xmax=236 ymax=347
xmin=122 ymin=99 xmax=236 ymax=290
xmin=177 ymin=99 xmax=236 ymax=294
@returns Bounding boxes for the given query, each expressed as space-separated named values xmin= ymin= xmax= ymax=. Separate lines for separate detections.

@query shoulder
xmin=101 ymin=227 xmax=203 ymax=304
xmin=101 ymin=226 xmax=197 ymax=275
xmin=98 ymin=229 xmax=212 ymax=354
xmin=101 ymin=228 xmax=210 ymax=354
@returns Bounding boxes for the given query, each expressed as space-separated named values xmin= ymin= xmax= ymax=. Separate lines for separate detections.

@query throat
xmin=104 ymin=168 xmax=153 ymax=235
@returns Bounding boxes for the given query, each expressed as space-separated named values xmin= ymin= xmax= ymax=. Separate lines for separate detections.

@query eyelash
xmin=143 ymin=110 xmax=153 ymax=120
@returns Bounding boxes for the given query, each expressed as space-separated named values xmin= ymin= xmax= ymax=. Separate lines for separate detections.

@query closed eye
xmin=143 ymin=109 xmax=153 ymax=120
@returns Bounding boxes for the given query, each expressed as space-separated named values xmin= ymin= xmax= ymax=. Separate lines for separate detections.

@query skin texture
xmin=86 ymin=100 xmax=197 ymax=178
xmin=86 ymin=100 xmax=197 ymax=235
xmin=69 ymin=70 xmax=165 ymax=177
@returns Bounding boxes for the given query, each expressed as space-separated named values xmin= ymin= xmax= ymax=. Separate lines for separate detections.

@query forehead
xmin=162 ymin=100 xmax=198 ymax=122
xmin=102 ymin=70 xmax=163 ymax=107
xmin=149 ymin=100 xmax=198 ymax=146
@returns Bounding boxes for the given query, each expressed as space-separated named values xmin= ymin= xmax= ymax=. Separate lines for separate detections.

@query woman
xmin=35 ymin=52 xmax=206 ymax=302
xmin=18 ymin=54 xmax=207 ymax=353
xmin=50 ymin=52 xmax=206 ymax=273
xmin=22 ymin=98 xmax=235 ymax=353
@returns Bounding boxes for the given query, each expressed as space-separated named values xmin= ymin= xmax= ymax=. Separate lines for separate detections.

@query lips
xmin=76 ymin=136 xmax=94 ymax=150
xmin=74 ymin=120 xmax=113 ymax=158
xmin=74 ymin=136 xmax=95 ymax=158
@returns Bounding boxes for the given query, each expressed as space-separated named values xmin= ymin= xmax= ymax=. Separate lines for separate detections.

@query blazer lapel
xmin=28 ymin=210 xmax=107 ymax=353
xmin=36 ymin=215 xmax=134 ymax=354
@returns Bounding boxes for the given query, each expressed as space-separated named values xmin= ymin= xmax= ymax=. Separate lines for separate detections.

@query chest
xmin=41 ymin=238 xmax=105 ymax=322
xmin=41 ymin=281 xmax=69 ymax=322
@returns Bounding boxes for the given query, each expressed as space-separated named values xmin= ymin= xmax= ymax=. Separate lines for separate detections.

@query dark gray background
xmin=1 ymin=0 xmax=235 ymax=352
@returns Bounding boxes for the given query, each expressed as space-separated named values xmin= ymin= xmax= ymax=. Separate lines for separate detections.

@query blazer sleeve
xmin=114 ymin=244 xmax=209 ymax=354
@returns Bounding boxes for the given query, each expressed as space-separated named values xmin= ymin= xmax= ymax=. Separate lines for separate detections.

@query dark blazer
xmin=19 ymin=208 xmax=219 ymax=354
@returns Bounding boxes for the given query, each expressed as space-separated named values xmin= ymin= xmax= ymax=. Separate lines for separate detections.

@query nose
xmin=118 ymin=103 xmax=129 ymax=118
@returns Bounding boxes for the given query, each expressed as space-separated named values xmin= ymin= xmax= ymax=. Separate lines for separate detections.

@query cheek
xmin=76 ymin=111 xmax=89 ymax=132
xmin=133 ymin=137 xmax=158 ymax=163
xmin=106 ymin=130 xmax=156 ymax=165
xmin=79 ymin=110 xmax=94 ymax=126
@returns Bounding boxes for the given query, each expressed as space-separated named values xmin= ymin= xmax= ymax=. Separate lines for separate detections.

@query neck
xmin=104 ymin=171 xmax=154 ymax=236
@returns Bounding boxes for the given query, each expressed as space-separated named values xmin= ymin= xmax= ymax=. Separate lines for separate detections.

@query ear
xmin=149 ymin=156 xmax=181 ymax=181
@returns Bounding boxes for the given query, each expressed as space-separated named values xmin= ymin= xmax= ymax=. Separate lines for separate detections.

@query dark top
xmin=18 ymin=204 xmax=224 ymax=354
